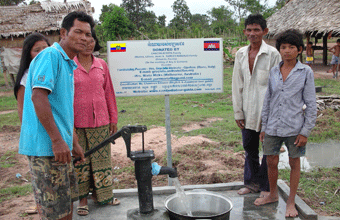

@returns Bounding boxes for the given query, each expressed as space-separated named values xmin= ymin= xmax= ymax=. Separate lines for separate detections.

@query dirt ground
xmin=110 ymin=118 xmax=244 ymax=189
xmin=0 ymin=64 xmax=337 ymax=219
xmin=0 ymin=118 xmax=246 ymax=220
xmin=0 ymin=126 xmax=38 ymax=220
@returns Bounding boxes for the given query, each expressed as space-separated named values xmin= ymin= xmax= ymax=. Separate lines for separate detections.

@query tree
xmin=208 ymin=6 xmax=236 ymax=34
xmin=274 ymin=0 xmax=286 ymax=9
xmin=244 ymin=0 xmax=267 ymax=14
xmin=139 ymin=10 xmax=157 ymax=32
xmin=225 ymin=0 xmax=268 ymax=22
xmin=99 ymin=4 xmax=111 ymax=22
xmin=208 ymin=6 xmax=234 ymax=23
xmin=169 ymin=0 xmax=192 ymax=31
xmin=262 ymin=0 xmax=286 ymax=19
xmin=191 ymin=14 xmax=210 ymax=29
xmin=121 ymin=0 xmax=154 ymax=29
xmin=0 ymin=0 xmax=25 ymax=6
xmin=29 ymin=0 xmax=39 ymax=5
xmin=157 ymin=15 xmax=166 ymax=27
xmin=99 ymin=4 xmax=135 ymax=41
xmin=225 ymin=0 xmax=247 ymax=23
xmin=188 ymin=14 xmax=210 ymax=38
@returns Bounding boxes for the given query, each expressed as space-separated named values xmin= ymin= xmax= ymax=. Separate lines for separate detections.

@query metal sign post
xmin=164 ymin=94 xmax=173 ymax=185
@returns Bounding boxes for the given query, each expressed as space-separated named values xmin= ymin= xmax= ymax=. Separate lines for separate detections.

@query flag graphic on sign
xmin=110 ymin=43 xmax=126 ymax=52
xmin=204 ymin=41 xmax=220 ymax=51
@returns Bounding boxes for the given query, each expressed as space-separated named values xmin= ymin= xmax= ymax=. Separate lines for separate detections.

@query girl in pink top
xmin=74 ymin=30 xmax=119 ymax=216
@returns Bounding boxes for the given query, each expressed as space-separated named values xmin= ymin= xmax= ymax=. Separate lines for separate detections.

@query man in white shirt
xmin=232 ymin=14 xmax=281 ymax=197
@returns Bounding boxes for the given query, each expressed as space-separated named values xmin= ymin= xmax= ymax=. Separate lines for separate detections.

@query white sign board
xmin=107 ymin=38 xmax=223 ymax=97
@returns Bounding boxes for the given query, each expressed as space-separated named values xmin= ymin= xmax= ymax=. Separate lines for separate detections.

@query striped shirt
xmin=261 ymin=61 xmax=317 ymax=137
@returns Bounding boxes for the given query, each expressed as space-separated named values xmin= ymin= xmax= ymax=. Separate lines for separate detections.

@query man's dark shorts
xmin=27 ymin=156 xmax=79 ymax=220
xmin=263 ymin=134 xmax=306 ymax=158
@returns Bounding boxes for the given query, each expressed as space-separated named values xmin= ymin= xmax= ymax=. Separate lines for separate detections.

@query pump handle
xmin=73 ymin=125 xmax=147 ymax=164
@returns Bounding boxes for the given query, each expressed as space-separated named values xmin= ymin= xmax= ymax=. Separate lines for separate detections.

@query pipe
xmin=160 ymin=166 xmax=178 ymax=178
xmin=152 ymin=162 xmax=178 ymax=178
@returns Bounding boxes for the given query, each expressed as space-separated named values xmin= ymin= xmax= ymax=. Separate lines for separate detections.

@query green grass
xmin=0 ymin=184 xmax=33 ymax=203
xmin=0 ymin=67 xmax=16 ymax=111
xmin=0 ymin=111 xmax=20 ymax=131
xmin=0 ymin=67 xmax=6 ymax=87
xmin=279 ymin=167 xmax=340 ymax=215
xmin=0 ymin=95 xmax=17 ymax=111
xmin=309 ymin=108 xmax=340 ymax=143
xmin=315 ymin=78 xmax=340 ymax=95
xmin=309 ymin=79 xmax=340 ymax=143
xmin=113 ymin=165 xmax=134 ymax=175
xmin=0 ymin=67 xmax=13 ymax=90
xmin=0 ymin=150 xmax=17 ymax=168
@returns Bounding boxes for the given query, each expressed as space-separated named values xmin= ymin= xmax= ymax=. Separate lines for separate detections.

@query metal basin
xmin=164 ymin=190 xmax=233 ymax=220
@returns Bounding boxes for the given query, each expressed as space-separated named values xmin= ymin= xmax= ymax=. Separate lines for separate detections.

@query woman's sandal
xmin=77 ymin=205 xmax=89 ymax=216
xmin=109 ymin=198 xmax=120 ymax=206
xmin=237 ymin=187 xmax=254 ymax=195
xmin=25 ymin=206 xmax=38 ymax=214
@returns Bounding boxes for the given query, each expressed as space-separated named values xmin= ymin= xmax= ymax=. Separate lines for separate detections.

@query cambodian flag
xmin=204 ymin=41 xmax=220 ymax=51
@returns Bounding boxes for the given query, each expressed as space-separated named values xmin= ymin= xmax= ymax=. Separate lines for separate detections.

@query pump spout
xmin=152 ymin=162 xmax=177 ymax=178
xmin=159 ymin=166 xmax=178 ymax=178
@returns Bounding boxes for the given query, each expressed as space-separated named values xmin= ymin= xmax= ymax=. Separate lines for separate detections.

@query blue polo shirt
xmin=19 ymin=42 xmax=77 ymax=156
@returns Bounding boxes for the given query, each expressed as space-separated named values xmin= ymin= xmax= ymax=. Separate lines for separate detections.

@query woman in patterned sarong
xmin=73 ymin=29 xmax=120 ymax=216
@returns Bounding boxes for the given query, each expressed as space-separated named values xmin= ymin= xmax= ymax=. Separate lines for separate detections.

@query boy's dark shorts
xmin=263 ymin=134 xmax=306 ymax=158
xmin=27 ymin=156 xmax=79 ymax=220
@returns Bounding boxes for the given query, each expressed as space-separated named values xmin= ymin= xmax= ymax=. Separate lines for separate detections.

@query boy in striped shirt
xmin=254 ymin=29 xmax=317 ymax=218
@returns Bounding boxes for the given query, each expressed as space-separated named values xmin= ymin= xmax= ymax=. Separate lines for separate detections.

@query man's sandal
xmin=77 ymin=205 xmax=89 ymax=216
xmin=109 ymin=198 xmax=120 ymax=206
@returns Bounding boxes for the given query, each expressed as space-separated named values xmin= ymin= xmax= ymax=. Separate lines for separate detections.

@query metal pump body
xmin=73 ymin=125 xmax=177 ymax=215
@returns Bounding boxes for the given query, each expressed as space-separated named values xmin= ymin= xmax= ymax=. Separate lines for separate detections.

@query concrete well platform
xmin=73 ymin=179 xmax=318 ymax=220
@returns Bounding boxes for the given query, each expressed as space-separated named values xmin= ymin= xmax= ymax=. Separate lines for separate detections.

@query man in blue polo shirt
xmin=19 ymin=11 xmax=94 ymax=220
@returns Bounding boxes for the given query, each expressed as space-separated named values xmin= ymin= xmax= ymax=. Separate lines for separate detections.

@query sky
xmin=43 ymin=0 xmax=277 ymax=22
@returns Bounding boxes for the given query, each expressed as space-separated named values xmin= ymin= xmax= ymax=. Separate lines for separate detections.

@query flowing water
xmin=172 ymin=177 xmax=193 ymax=217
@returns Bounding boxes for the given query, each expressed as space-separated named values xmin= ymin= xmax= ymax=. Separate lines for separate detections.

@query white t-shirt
xmin=20 ymin=69 xmax=28 ymax=86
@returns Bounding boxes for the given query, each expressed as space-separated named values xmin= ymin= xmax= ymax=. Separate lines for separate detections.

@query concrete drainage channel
xmin=73 ymin=180 xmax=318 ymax=220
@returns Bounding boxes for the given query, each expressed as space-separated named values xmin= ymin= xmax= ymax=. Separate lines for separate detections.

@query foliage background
xmin=93 ymin=0 xmax=286 ymax=46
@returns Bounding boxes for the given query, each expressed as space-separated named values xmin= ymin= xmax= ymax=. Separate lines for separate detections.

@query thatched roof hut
xmin=0 ymin=0 xmax=94 ymax=86
xmin=0 ymin=0 xmax=94 ymax=47
xmin=266 ymin=0 xmax=340 ymax=65
xmin=267 ymin=0 xmax=340 ymax=37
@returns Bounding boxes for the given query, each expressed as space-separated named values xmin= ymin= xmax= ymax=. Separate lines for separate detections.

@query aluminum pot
xmin=164 ymin=190 xmax=233 ymax=220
